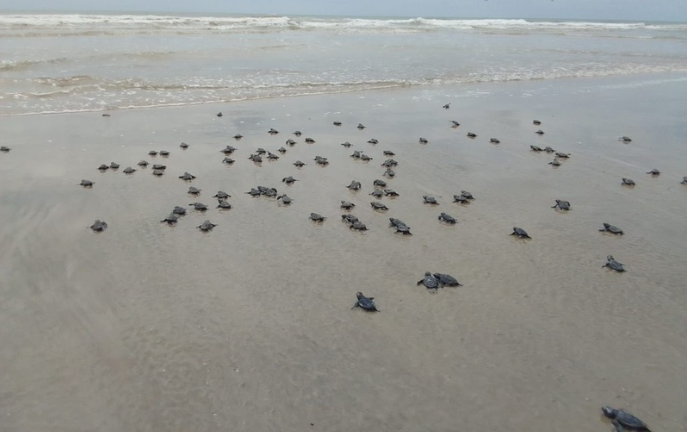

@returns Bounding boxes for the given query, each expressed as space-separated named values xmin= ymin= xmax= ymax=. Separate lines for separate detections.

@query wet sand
xmin=1 ymin=75 xmax=687 ymax=432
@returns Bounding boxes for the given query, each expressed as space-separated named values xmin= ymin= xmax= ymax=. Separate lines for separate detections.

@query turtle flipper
xmin=416 ymin=280 xmax=424 ymax=286
xmin=351 ymin=303 xmax=359 ymax=310
xmin=611 ymin=420 xmax=625 ymax=432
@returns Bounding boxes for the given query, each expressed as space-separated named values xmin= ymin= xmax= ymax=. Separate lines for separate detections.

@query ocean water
xmin=1 ymin=13 xmax=687 ymax=115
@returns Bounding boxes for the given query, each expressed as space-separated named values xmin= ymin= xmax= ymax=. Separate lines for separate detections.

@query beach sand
xmin=1 ymin=75 xmax=686 ymax=432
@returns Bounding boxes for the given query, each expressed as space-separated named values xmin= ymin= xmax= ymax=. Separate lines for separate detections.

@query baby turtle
xmin=383 ymin=169 xmax=395 ymax=178
xmin=511 ymin=227 xmax=531 ymax=239
xmin=383 ymin=150 xmax=395 ymax=156
xmin=180 ymin=142 xmax=189 ymax=149
xmin=360 ymin=154 xmax=373 ymax=162
xmin=310 ymin=213 xmax=326 ymax=222
xmin=282 ymin=176 xmax=298 ymax=184
xmin=555 ymin=152 xmax=570 ymax=159
xmin=188 ymin=187 xmax=201 ymax=195
xmin=217 ymin=200 xmax=232 ymax=209
xmin=314 ymin=156 xmax=329 ymax=166
xmin=419 ymin=137 xmax=428 ymax=144
xmin=351 ymin=150 xmax=362 ymax=159
xmin=371 ymin=201 xmax=388 ymax=211
xmin=342 ymin=214 xmax=359 ymax=224
xmin=152 ymin=164 xmax=166 ymax=170
xmin=189 ymin=202 xmax=208 ymax=211
xmin=305 ymin=137 xmax=316 ymax=144
xmin=333 ymin=121 xmax=342 ymax=126
xmin=352 ymin=292 xmax=378 ymax=312
xmin=549 ymin=159 xmax=561 ymax=167
xmin=433 ymin=273 xmax=462 ymax=287
xmin=198 ymin=220 xmax=217 ymax=232
xmin=80 ymin=179 xmax=94 ymax=187
xmin=619 ymin=136 xmax=632 ymax=143
xmin=90 ymin=220 xmax=108 ymax=232
xmin=367 ymin=138 xmax=378 ymax=144
xmin=341 ymin=201 xmax=355 ymax=210
xmin=286 ymin=139 xmax=296 ymax=146
xmin=438 ymin=213 xmax=457 ymax=224
xmin=221 ymin=145 xmax=236 ymax=154
xmin=292 ymin=160 xmax=306 ymax=168
xmin=490 ymin=138 xmax=500 ymax=144
xmin=110 ymin=162 xmax=120 ymax=169
xmin=417 ymin=272 xmax=440 ymax=290
xmin=172 ymin=206 xmax=187 ymax=215
xmin=347 ymin=181 xmax=362 ymax=191
xmin=277 ymin=194 xmax=292 ymax=205
xmin=622 ymin=178 xmax=635 ymax=186
xmin=443 ymin=103 xmax=451 ymax=109
xmin=97 ymin=164 xmax=109 ymax=171
xmin=453 ymin=194 xmax=469 ymax=204
xmin=460 ymin=190 xmax=475 ymax=200
xmin=222 ymin=157 xmax=235 ymax=165
xmin=214 ymin=191 xmax=231 ymax=199
xmin=216 ymin=112 xmax=223 ymax=117
xmin=266 ymin=152 xmax=279 ymax=160
xmin=0 ymin=146 xmax=10 ymax=152
xmin=369 ymin=189 xmax=383 ymax=198
xmin=138 ymin=160 xmax=149 ymax=167
xmin=179 ymin=172 xmax=196 ymax=181
xmin=423 ymin=195 xmax=439 ymax=205
xmin=293 ymin=131 xmax=302 ymax=137
xmin=535 ymin=130 xmax=544 ymax=135
xmin=159 ymin=150 xmax=169 ymax=156
xmin=148 ymin=150 xmax=158 ymax=156
xmin=601 ymin=406 xmax=649 ymax=432
xmin=350 ymin=221 xmax=368 ymax=231
xmin=646 ymin=169 xmax=660 ymax=176
xmin=268 ymin=128 xmax=279 ymax=135
xmin=262 ymin=188 xmax=278 ymax=198
xmin=530 ymin=145 xmax=544 ymax=152
xmin=603 ymin=255 xmax=625 ymax=272
xmin=357 ymin=123 xmax=365 ymax=130
xmin=278 ymin=147 xmax=287 ymax=154
xmin=123 ymin=167 xmax=136 ymax=174
xmin=152 ymin=169 xmax=165 ymax=176
xmin=248 ymin=154 xmax=262 ymax=163
xmin=160 ymin=214 xmax=179 ymax=225
xmin=681 ymin=176 xmax=687 ymax=184
xmin=384 ymin=189 xmax=399 ymax=197
xmin=552 ymin=200 xmax=571 ymax=211
xmin=233 ymin=134 xmax=243 ymax=140
xmin=395 ymin=224 xmax=412 ymax=235
xmin=341 ymin=141 xmax=352 ymax=148
xmin=389 ymin=218 xmax=407 ymax=229
xmin=599 ymin=223 xmax=623 ymax=235
xmin=373 ymin=179 xmax=387 ymax=188
xmin=467 ymin=132 xmax=477 ymax=138
xmin=254 ymin=148 xmax=265 ymax=155
xmin=533 ymin=120 xmax=541 ymax=125
xmin=451 ymin=120 xmax=460 ymax=127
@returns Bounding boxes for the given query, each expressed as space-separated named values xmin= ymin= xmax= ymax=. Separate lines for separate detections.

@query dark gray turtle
xmin=600 ymin=223 xmax=623 ymax=235
xmin=467 ymin=132 xmax=477 ymax=138
xmin=263 ymin=188 xmax=278 ymax=198
xmin=179 ymin=172 xmax=196 ymax=181
xmin=80 ymin=179 xmax=94 ymax=187
xmin=148 ymin=150 xmax=158 ymax=156
xmin=122 ymin=167 xmax=136 ymax=174
xmin=389 ymin=218 xmax=407 ymax=229
xmin=286 ymin=139 xmax=296 ymax=146
xmin=277 ymin=194 xmax=292 ymax=205
xmin=282 ymin=176 xmax=298 ymax=184
xmin=214 ymin=191 xmax=230 ymax=199
xmin=383 ymin=150 xmax=395 ymax=156
xmin=511 ymin=227 xmax=531 ymax=239
xmin=438 ymin=212 xmax=457 ymax=224
xmin=533 ymin=120 xmax=541 ymax=125
xmin=395 ymin=224 xmax=412 ymax=235
xmin=601 ymin=406 xmax=649 ymax=432
xmin=423 ymin=195 xmax=438 ymax=205
xmin=221 ymin=145 xmax=236 ymax=154
xmin=341 ymin=141 xmax=352 ymax=148
xmin=255 ymin=148 xmax=267 ymax=155
xmin=621 ymin=178 xmax=635 ymax=186
xmin=433 ymin=273 xmax=462 ymax=287
xmin=549 ymin=158 xmax=561 ymax=167
xmin=350 ymin=221 xmax=368 ymax=231
xmin=90 ymin=220 xmax=108 ymax=232
xmin=681 ymin=176 xmax=687 ymax=184
xmin=233 ymin=134 xmax=243 ymax=140
xmin=603 ymin=255 xmax=625 ymax=272
xmin=530 ymin=145 xmax=544 ymax=152
xmin=216 ymin=112 xmax=223 ymax=117
xmin=294 ymin=160 xmax=306 ymax=168
xmin=373 ymin=179 xmax=387 ymax=188
xmin=384 ymin=189 xmax=399 ymax=197
xmin=267 ymin=152 xmax=279 ymax=160
xmin=417 ymin=272 xmax=440 ymax=290
xmin=172 ymin=206 xmax=187 ymax=215
xmin=453 ymin=194 xmax=469 ymax=204
xmin=310 ymin=213 xmax=326 ymax=222
xmin=152 ymin=164 xmax=166 ymax=170
xmin=198 ymin=220 xmax=217 ymax=231
xmin=152 ymin=169 xmax=164 ymax=176
xmin=619 ymin=136 xmax=632 ymax=143
xmin=314 ymin=156 xmax=329 ymax=165
xmin=138 ymin=160 xmax=149 ymax=167
xmin=217 ymin=200 xmax=232 ymax=209
xmin=450 ymin=120 xmax=460 ymax=127
xmin=544 ymin=146 xmax=555 ymax=153
xmin=305 ymin=137 xmax=316 ymax=144
xmin=342 ymin=214 xmax=359 ymax=224
xmin=351 ymin=150 xmax=362 ymax=159
xmin=257 ymin=186 xmax=269 ymax=194
xmin=460 ymin=190 xmax=475 ymax=200
xmin=383 ymin=169 xmax=395 ymax=178
xmin=552 ymin=199 xmax=571 ymax=211
xmin=248 ymin=154 xmax=262 ymax=163
xmin=188 ymin=187 xmax=201 ymax=195
xmin=97 ymin=164 xmax=109 ymax=171
xmin=159 ymin=150 xmax=169 ymax=156
xmin=110 ymin=162 xmax=120 ymax=169
xmin=268 ymin=128 xmax=279 ymax=135
xmin=357 ymin=123 xmax=365 ymax=130
xmin=189 ymin=202 xmax=208 ymax=211
xmin=419 ymin=137 xmax=428 ymax=144
xmin=160 ymin=214 xmax=179 ymax=225
xmin=371 ymin=201 xmax=388 ymax=211
xmin=646 ymin=169 xmax=660 ymax=176
xmin=535 ymin=130 xmax=544 ymax=135
xmin=0 ymin=146 xmax=10 ymax=152
xmin=352 ymin=292 xmax=378 ymax=311
xmin=443 ymin=103 xmax=450 ymax=109
xmin=180 ymin=142 xmax=189 ymax=149
xmin=222 ymin=157 xmax=235 ymax=165
xmin=369 ymin=189 xmax=383 ymax=198
xmin=341 ymin=201 xmax=355 ymax=210
xmin=490 ymin=138 xmax=500 ymax=144
xmin=555 ymin=152 xmax=570 ymax=159
xmin=293 ymin=130 xmax=302 ymax=137
xmin=367 ymin=138 xmax=378 ymax=144
xmin=360 ymin=154 xmax=373 ymax=162
xmin=347 ymin=181 xmax=362 ymax=191
xmin=278 ymin=147 xmax=287 ymax=154
xmin=333 ymin=121 xmax=342 ymax=126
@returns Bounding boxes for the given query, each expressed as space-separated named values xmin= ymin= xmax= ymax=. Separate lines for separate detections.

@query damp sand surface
xmin=1 ymin=75 xmax=687 ymax=432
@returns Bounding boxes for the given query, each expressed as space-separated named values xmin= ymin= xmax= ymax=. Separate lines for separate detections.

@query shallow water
xmin=1 ymin=75 xmax=686 ymax=432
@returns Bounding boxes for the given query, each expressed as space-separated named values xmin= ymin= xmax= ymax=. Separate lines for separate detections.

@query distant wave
xmin=0 ymin=57 xmax=68 ymax=71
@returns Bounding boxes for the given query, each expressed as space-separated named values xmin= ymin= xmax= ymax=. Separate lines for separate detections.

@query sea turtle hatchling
xmin=555 ymin=152 xmax=570 ymax=159
xmin=381 ymin=159 xmax=398 ymax=167
xmin=197 ymin=220 xmax=217 ymax=232
xmin=511 ymin=227 xmax=531 ymax=239
xmin=179 ymin=172 xmax=196 ymax=181
xmin=533 ymin=120 xmax=541 ymax=125
xmin=601 ymin=406 xmax=649 ymax=432
xmin=0 ymin=146 xmax=10 ymax=152
xmin=214 ymin=191 xmax=231 ymax=199
xmin=293 ymin=160 xmax=306 ymax=167
xmin=278 ymin=147 xmax=287 ymax=154
xmin=371 ymin=201 xmax=388 ymax=211
xmin=266 ymin=152 xmax=279 ymax=160
xmin=97 ymin=164 xmax=109 ymax=171
xmin=347 ymin=181 xmax=362 ymax=190
xmin=622 ymin=178 xmax=635 ymax=186
xmin=172 ymin=206 xmax=187 ymax=215
xmin=80 ymin=179 xmax=94 ymax=187
xmin=217 ymin=200 xmax=232 ymax=209
xmin=544 ymin=146 xmax=555 ymax=153
xmin=357 ymin=123 xmax=365 ymax=130
xmin=599 ymin=223 xmax=623 ymax=235
xmin=373 ymin=179 xmax=387 ymax=188
xmin=159 ymin=150 xmax=169 ymax=156
xmin=255 ymin=148 xmax=267 ymax=155
xmin=367 ymin=138 xmax=378 ymax=144
xmin=293 ymin=131 xmax=302 ymax=137
xmin=341 ymin=201 xmax=355 ymax=210
xmin=305 ymin=138 xmax=316 ymax=144
xmin=189 ymin=202 xmax=208 ymax=211
xmin=451 ymin=120 xmax=460 ymax=127
xmin=188 ymin=187 xmax=201 ymax=195
xmin=152 ymin=164 xmax=166 ymax=170
xmin=530 ymin=145 xmax=544 ymax=152
xmin=419 ymin=137 xmax=428 ymax=144
xmin=467 ymin=132 xmax=477 ymax=138
xmin=438 ymin=213 xmax=457 ymax=224
xmin=681 ymin=176 xmax=687 ymax=184
xmin=453 ymin=194 xmax=469 ymax=204
xmin=646 ymin=169 xmax=660 ymax=176
xmin=123 ymin=167 xmax=136 ymax=174
xmin=417 ymin=272 xmax=440 ymax=290
xmin=152 ymin=169 xmax=164 ymax=176
xmin=433 ymin=273 xmax=462 ymax=287
xmin=268 ymin=128 xmax=279 ymax=135
xmin=551 ymin=199 xmax=571 ymax=211
xmin=384 ymin=189 xmax=399 ymax=197
xmin=221 ymin=145 xmax=236 ymax=154
xmin=341 ymin=141 xmax=352 ymax=148
xmin=109 ymin=162 xmax=120 ymax=169
xmin=277 ymin=194 xmax=292 ymax=205
xmin=383 ymin=169 xmax=395 ymax=178
xmin=535 ymin=130 xmax=544 ymax=135
xmin=394 ymin=224 xmax=412 ymax=235
xmin=233 ymin=134 xmax=243 ymax=140
xmin=333 ymin=121 xmax=342 ymax=126
xmin=222 ymin=157 xmax=235 ymax=165
xmin=286 ymin=139 xmax=296 ymax=146
xmin=148 ymin=150 xmax=158 ymax=156
xmin=90 ymin=220 xmax=108 ymax=232
xmin=423 ymin=195 xmax=439 ymax=205
xmin=351 ymin=150 xmax=362 ymax=159
xmin=352 ymin=292 xmax=378 ymax=312
xmin=549 ymin=159 xmax=561 ymax=167
xmin=443 ymin=103 xmax=451 ymax=109
xmin=460 ymin=190 xmax=475 ymax=200
xmin=603 ymin=255 xmax=625 ymax=272
xmin=160 ymin=214 xmax=179 ymax=225
xmin=310 ymin=213 xmax=326 ymax=222
xmin=490 ymin=138 xmax=501 ymax=144
xmin=369 ymin=190 xmax=383 ymax=198
xmin=350 ymin=221 xmax=368 ymax=231
xmin=360 ymin=154 xmax=373 ymax=162
xmin=248 ymin=154 xmax=262 ymax=163
xmin=342 ymin=214 xmax=359 ymax=224
xmin=389 ymin=218 xmax=407 ymax=229
xmin=619 ymin=136 xmax=632 ymax=143
xmin=138 ymin=160 xmax=149 ymax=167
xmin=180 ymin=142 xmax=189 ymax=149
xmin=383 ymin=150 xmax=395 ymax=156
xmin=282 ymin=176 xmax=298 ymax=184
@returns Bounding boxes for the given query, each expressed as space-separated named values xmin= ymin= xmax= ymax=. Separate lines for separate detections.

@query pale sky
xmin=1 ymin=0 xmax=686 ymax=22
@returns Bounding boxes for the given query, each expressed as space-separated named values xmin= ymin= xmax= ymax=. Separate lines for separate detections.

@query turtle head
xmin=603 ymin=223 xmax=610 ymax=229
xmin=356 ymin=292 xmax=363 ymax=299
xmin=607 ymin=255 xmax=614 ymax=261
xmin=601 ymin=406 xmax=618 ymax=419
xmin=424 ymin=271 xmax=431 ymax=277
